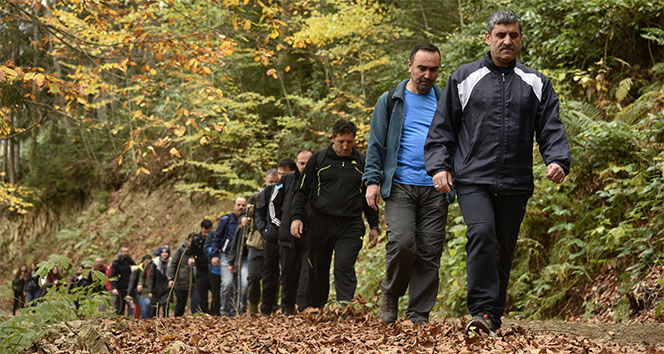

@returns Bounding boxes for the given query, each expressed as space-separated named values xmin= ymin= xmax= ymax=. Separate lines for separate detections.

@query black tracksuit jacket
xmin=424 ymin=51 xmax=571 ymax=194
xmin=291 ymin=145 xmax=378 ymax=228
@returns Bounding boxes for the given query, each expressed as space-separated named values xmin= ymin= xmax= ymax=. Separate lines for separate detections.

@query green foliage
xmin=0 ymin=255 xmax=110 ymax=353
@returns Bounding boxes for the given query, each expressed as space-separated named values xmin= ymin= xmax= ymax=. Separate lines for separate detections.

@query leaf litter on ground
xmin=24 ymin=304 xmax=664 ymax=354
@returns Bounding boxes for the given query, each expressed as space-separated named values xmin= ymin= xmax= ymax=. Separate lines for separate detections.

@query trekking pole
xmin=187 ymin=266 xmax=193 ymax=315
xmin=166 ymin=245 xmax=187 ymax=317
xmin=236 ymin=225 xmax=245 ymax=314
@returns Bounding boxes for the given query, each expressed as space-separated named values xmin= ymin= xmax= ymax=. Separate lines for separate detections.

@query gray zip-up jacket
xmin=424 ymin=52 xmax=571 ymax=194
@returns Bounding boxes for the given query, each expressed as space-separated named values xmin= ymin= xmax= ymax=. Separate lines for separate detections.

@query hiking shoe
xmin=248 ymin=303 xmax=258 ymax=314
xmin=465 ymin=314 xmax=494 ymax=336
xmin=379 ymin=294 xmax=398 ymax=323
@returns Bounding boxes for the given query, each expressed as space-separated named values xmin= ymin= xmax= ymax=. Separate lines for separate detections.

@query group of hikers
xmin=11 ymin=10 xmax=570 ymax=336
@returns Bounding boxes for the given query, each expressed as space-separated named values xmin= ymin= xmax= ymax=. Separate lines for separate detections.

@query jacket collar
xmin=484 ymin=51 xmax=517 ymax=73
xmin=393 ymin=78 xmax=443 ymax=101
xmin=326 ymin=144 xmax=359 ymax=160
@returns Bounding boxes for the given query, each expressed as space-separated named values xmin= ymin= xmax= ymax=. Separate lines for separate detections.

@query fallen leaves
xmin=24 ymin=306 xmax=664 ymax=354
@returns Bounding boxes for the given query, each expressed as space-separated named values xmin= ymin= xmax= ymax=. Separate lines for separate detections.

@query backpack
xmin=386 ymin=86 xmax=397 ymax=124
xmin=104 ymin=263 xmax=113 ymax=291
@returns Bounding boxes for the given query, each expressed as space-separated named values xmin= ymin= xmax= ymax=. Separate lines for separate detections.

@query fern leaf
xmin=615 ymin=78 xmax=633 ymax=102
xmin=615 ymin=92 xmax=654 ymax=124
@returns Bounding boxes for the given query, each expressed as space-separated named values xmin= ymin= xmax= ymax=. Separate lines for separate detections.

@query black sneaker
xmin=379 ymin=294 xmax=398 ymax=323
xmin=465 ymin=314 xmax=494 ymax=336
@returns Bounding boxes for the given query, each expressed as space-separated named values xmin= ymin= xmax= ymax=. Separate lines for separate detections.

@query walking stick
xmin=235 ymin=224 xmax=245 ymax=314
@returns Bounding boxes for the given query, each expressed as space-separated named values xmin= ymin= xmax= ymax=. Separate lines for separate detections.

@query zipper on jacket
xmin=499 ymin=71 xmax=507 ymax=190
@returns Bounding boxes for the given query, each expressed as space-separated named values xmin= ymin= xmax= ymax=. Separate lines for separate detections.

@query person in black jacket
xmin=255 ymin=158 xmax=295 ymax=315
xmin=275 ymin=148 xmax=312 ymax=314
xmin=188 ymin=219 xmax=213 ymax=314
xmin=424 ymin=10 xmax=571 ymax=335
xmin=290 ymin=119 xmax=379 ymax=308
xmin=147 ymin=245 xmax=172 ymax=317
xmin=168 ymin=235 xmax=198 ymax=317
xmin=12 ymin=264 xmax=28 ymax=315
xmin=24 ymin=262 xmax=41 ymax=305
xmin=110 ymin=246 xmax=136 ymax=316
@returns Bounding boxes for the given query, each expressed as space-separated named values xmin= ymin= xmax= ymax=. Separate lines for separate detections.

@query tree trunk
xmin=7 ymin=113 xmax=16 ymax=184
xmin=30 ymin=112 xmax=38 ymax=174
xmin=1 ymin=139 xmax=7 ymax=182
xmin=457 ymin=0 xmax=464 ymax=33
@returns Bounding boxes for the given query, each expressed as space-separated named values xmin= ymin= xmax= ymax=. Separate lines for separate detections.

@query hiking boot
xmin=379 ymin=294 xmax=398 ymax=323
xmin=248 ymin=303 xmax=258 ymax=314
xmin=465 ymin=314 xmax=494 ymax=336
xmin=282 ymin=304 xmax=295 ymax=316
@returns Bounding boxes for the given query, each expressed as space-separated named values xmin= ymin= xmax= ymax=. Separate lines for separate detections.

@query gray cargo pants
xmin=381 ymin=182 xmax=449 ymax=322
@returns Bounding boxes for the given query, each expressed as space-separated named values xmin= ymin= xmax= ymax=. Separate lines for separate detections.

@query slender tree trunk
xmin=277 ymin=0 xmax=293 ymax=116
xmin=359 ymin=55 xmax=366 ymax=100
xmin=8 ymin=113 xmax=16 ymax=184
xmin=418 ymin=0 xmax=431 ymax=41
xmin=457 ymin=0 xmax=464 ymax=33
xmin=30 ymin=115 xmax=38 ymax=174
xmin=1 ymin=139 xmax=7 ymax=182
xmin=14 ymin=131 xmax=20 ymax=181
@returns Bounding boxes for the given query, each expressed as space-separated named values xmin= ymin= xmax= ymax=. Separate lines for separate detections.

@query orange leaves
xmin=266 ymin=68 xmax=278 ymax=79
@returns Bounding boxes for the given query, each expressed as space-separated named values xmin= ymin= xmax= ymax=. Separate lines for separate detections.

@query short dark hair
xmin=201 ymin=219 xmax=212 ymax=229
xmin=278 ymin=158 xmax=296 ymax=171
xmin=142 ymin=254 xmax=152 ymax=261
xmin=487 ymin=9 xmax=522 ymax=33
xmin=296 ymin=148 xmax=312 ymax=157
xmin=410 ymin=43 xmax=441 ymax=62
xmin=332 ymin=119 xmax=356 ymax=137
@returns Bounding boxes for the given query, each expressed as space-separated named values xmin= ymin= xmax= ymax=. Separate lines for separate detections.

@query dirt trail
xmin=505 ymin=319 xmax=664 ymax=347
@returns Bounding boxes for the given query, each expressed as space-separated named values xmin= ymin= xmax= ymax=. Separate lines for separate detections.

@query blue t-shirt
xmin=393 ymin=88 xmax=437 ymax=186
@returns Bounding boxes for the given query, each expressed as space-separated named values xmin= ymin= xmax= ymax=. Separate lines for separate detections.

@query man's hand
xmin=368 ymin=228 xmax=379 ymax=249
xmin=188 ymin=258 xmax=196 ymax=267
xmin=432 ymin=171 xmax=453 ymax=193
xmin=290 ymin=219 xmax=304 ymax=239
xmin=168 ymin=280 xmax=174 ymax=288
xmin=211 ymin=257 xmax=219 ymax=267
xmin=546 ymin=163 xmax=566 ymax=184
xmin=111 ymin=288 xmax=119 ymax=296
xmin=240 ymin=217 xmax=250 ymax=227
xmin=365 ymin=184 xmax=381 ymax=211
xmin=228 ymin=265 xmax=235 ymax=273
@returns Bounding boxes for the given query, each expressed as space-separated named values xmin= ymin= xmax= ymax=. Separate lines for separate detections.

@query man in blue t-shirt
xmin=364 ymin=43 xmax=450 ymax=324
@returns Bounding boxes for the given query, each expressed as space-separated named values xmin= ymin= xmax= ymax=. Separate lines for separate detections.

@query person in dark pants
xmin=110 ymin=246 xmax=136 ymax=316
xmin=147 ymin=245 xmax=172 ymax=317
xmin=424 ymin=9 xmax=570 ymax=335
xmin=276 ymin=148 xmax=313 ymax=314
xmin=256 ymin=158 xmax=295 ymax=315
xmin=12 ymin=264 xmax=29 ymax=315
xmin=169 ymin=234 xmax=199 ymax=317
xmin=239 ymin=170 xmax=280 ymax=314
xmin=189 ymin=219 xmax=213 ymax=314
xmin=364 ymin=42 xmax=450 ymax=324
xmin=204 ymin=225 xmax=221 ymax=316
xmin=290 ymin=119 xmax=379 ymax=308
